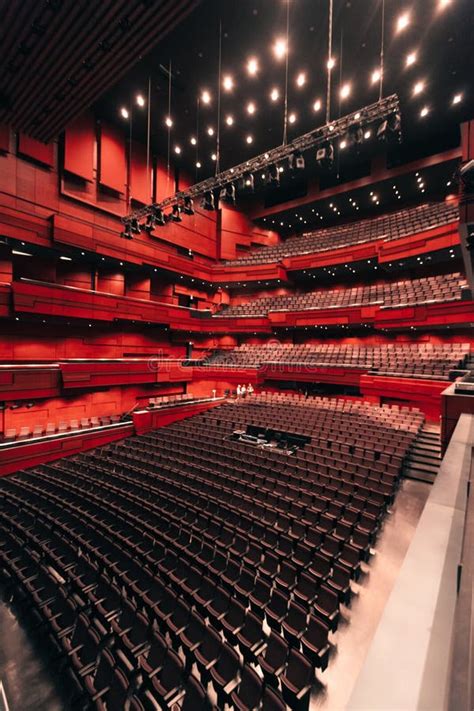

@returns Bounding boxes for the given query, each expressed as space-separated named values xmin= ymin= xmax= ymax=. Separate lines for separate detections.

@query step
xmin=405 ymin=458 xmax=440 ymax=475
xmin=408 ymin=453 xmax=441 ymax=467
xmin=403 ymin=464 xmax=438 ymax=484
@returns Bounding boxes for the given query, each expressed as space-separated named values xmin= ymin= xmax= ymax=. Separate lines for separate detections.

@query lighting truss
xmin=124 ymin=93 xmax=400 ymax=225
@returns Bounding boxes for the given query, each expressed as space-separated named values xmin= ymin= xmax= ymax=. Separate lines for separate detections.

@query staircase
xmin=403 ymin=423 xmax=442 ymax=484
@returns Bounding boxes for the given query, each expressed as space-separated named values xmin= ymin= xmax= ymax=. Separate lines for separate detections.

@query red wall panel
xmin=130 ymin=141 xmax=151 ymax=204
xmin=99 ymin=123 xmax=126 ymax=193
xmin=64 ymin=112 xmax=95 ymax=181
xmin=0 ymin=124 xmax=10 ymax=153
xmin=17 ymin=133 xmax=54 ymax=167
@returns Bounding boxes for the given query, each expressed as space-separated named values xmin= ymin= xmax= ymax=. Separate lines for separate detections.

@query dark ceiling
xmin=96 ymin=0 xmax=473 ymax=184
xmin=0 ymin=0 xmax=199 ymax=142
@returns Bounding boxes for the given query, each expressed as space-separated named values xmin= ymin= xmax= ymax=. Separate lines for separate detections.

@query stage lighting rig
xmin=183 ymin=196 xmax=195 ymax=215
xmin=123 ymin=94 xmax=400 ymax=229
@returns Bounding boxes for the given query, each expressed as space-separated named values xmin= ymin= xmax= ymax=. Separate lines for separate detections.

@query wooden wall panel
xmin=17 ymin=133 xmax=55 ymax=167
xmin=64 ymin=112 xmax=95 ymax=181
xmin=99 ymin=123 xmax=126 ymax=193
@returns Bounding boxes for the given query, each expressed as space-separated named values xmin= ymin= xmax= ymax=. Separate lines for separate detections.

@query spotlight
xmin=136 ymin=94 xmax=145 ymax=107
xmin=170 ymin=204 xmax=182 ymax=222
xmin=371 ymin=70 xmax=381 ymax=85
xmin=223 ymin=75 xmax=234 ymax=91
xmin=201 ymin=90 xmax=211 ymax=104
xmin=190 ymin=136 xmax=197 ymax=145
xmin=348 ymin=124 xmax=364 ymax=151
xmin=201 ymin=191 xmax=215 ymax=211
xmin=144 ymin=213 xmax=156 ymax=233
xmin=242 ymin=173 xmax=255 ymax=192
xmin=153 ymin=207 xmax=166 ymax=227
xmin=288 ymin=150 xmax=305 ymax=171
xmin=316 ymin=142 xmax=334 ymax=169
xmin=296 ymin=72 xmax=306 ymax=87
xmin=340 ymin=83 xmax=351 ymax=99
xmin=267 ymin=164 xmax=280 ymax=186
xmin=377 ymin=112 xmax=401 ymax=143
xmin=288 ymin=112 xmax=296 ymax=124
xmin=120 ymin=107 xmax=129 ymax=119
xmin=222 ymin=183 xmax=236 ymax=205
xmin=225 ymin=115 xmax=234 ymax=126
xmin=130 ymin=217 xmax=141 ymax=234
xmin=165 ymin=116 xmax=173 ymax=128
xmin=247 ymin=57 xmax=259 ymax=75
xmin=183 ymin=196 xmax=195 ymax=216
xmin=122 ymin=223 xmax=133 ymax=239
xmin=273 ymin=38 xmax=287 ymax=60
xmin=270 ymin=87 xmax=280 ymax=102
xmin=313 ymin=99 xmax=322 ymax=112
xmin=327 ymin=57 xmax=336 ymax=70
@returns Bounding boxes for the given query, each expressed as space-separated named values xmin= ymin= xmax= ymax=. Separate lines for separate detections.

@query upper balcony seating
xmin=214 ymin=272 xmax=466 ymax=318
xmin=203 ymin=342 xmax=470 ymax=379
xmin=224 ymin=202 xmax=458 ymax=266
xmin=0 ymin=394 xmax=423 ymax=710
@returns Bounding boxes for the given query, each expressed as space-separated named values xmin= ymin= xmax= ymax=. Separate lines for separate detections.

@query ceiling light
xmin=190 ymin=136 xmax=197 ymax=145
xmin=296 ymin=72 xmax=306 ymax=87
xmin=313 ymin=99 xmax=321 ymax=112
xmin=406 ymin=51 xmax=417 ymax=67
xmin=270 ymin=87 xmax=280 ymax=102
xmin=288 ymin=112 xmax=296 ymax=124
xmin=183 ymin=197 xmax=195 ymax=216
xmin=202 ymin=191 xmax=215 ymax=211
xmin=120 ymin=107 xmax=129 ymax=119
xmin=211 ymin=153 xmax=217 ymax=161
xmin=174 ymin=145 xmax=181 ymax=154
xmin=165 ymin=116 xmax=173 ymax=128
xmin=339 ymin=140 xmax=347 ymax=149
xmin=327 ymin=57 xmax=335 ymax=70
xmin=452 ymin=93 xmax=463 ymax=105
xmin=12 ymin=249 xmax=32 ymax=256
xmin=396 ymin=12 xmax=410 ymax=33
xmin=170 ymin=204 xmax=182 ymax=223
xmin=438 ymin=0 xmax=452 ymax=8
xmin=340 ymin=83 xmax=351 ymax=99
xmin=247 ymin=102 xmax=256 ymax=115
xmin=364 ymin=129 xmax=372 ymax=139
xmin=420 ymin=106 xmax=429 ymax=117
xmin=196 ymin=161 xmax=202 ymax=168
xmin=246 ymin=135 xmax=253 ymax=144
xmin=223 ymin=75 xmax=234 ymax=91
xmin=207 ymin=126 xmax=214 ymax=136
xmin=136 ymin=94 xmax=145 ymax=108
xmin=413 ymin=80 xmax=425 ymax=95
xmin=273 ymin=38 xmax=287 ymax=60
xmin=60 ymin=255 xmax=72 ymax=261
xmin=371 ymin=69 xmax=381 ymax=84
xmin=247 ymin=57 xmax=259 ymax=75
xmin=201 ymin=90 xmax=211 ymax=104
xmin=225 ymin=115 xmax=234 ymax=126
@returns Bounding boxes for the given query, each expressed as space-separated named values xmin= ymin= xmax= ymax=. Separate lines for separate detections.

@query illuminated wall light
xmin=273 ymin=38 xmax=287 ymax=60
xmin=396 ymin=12 xmax=410 ymax=33
xmin=313 ymin=99 xmax=321 ymax=112
xmin=452 ymin=93 xmax=463 ymax=105
xmin=165 ymin=116 xmax=173 ymax=127
xmin=247 ymin=57 xmax=259 ymax=75
xmin=225 ymin=115 xmax=234 ymax=126
xmin=223 ymin=75 xmax=234 ymax=91
xmin=120 ymin=107 xmax=129 ymax=119
xmin=201 ymin=90 xmax=211 ymax=104
xmin=371 ymin=69 xmax=381 ymax=85
xmin=296 ymin=72 xmax=306 ymax=87
xmin=406 ymin=51 xmax=417 ymax=67
xmin=136 ymin=94 xmax=145 ymax=107
xmin=340 ymin=83 xmax=351 ymax=99
xmin=207 ymin=126 xmax=215 ymax=136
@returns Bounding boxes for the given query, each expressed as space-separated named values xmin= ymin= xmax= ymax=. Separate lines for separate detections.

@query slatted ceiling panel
xmin=17 ymin=133 xmax=54 ymax=167
xmin=0 ymin=0 xmax=200 ymax=143
xmin=130 ymin=141 xmax=152 ymax=205
xmin=99 ymin=123 xmax=126 ymax=194
xmin=64 ymin=112 xmax=95 ymax=181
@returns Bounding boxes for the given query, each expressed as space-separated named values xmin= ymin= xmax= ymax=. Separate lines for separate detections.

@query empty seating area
xmin=214 ymin=273 xmax=466 ymax=318
xmin=203 ymin=342 xmax=470 ymax=379
xmin=1 ymin=414 xmax=123 ymax=444
xmin=148 ymin=393 xmax=195 ymax=408
xmin=225 ymin=202 xmax=458 ymax=266
xmin=0 ymin=396 xmax=423 ymax=710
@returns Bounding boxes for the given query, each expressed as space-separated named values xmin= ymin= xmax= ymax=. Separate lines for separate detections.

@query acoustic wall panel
xmin=17 ymin=133 xmax=54 ymax=167
xmin=99 ymin=123 xmax=126 ymax=193
xmin=64 ymin=113 xmax=95 ymax=181
xmin=130 ymin=141 xmax=151 ymax=204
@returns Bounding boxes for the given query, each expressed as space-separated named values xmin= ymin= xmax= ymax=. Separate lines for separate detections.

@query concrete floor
xmin=0 ymin=479 xmax=430 ymax=711
xmin=310 ymin=478 xmax=431 ymax=711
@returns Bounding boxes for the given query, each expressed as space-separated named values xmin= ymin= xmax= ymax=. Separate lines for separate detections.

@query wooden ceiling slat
xmin=0 ymin=0 xmax=199 ymax=142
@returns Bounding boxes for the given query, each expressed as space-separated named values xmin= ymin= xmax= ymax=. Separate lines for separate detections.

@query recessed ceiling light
xmin=225 ymin=115 xmax=234 ymax=126
xmin=288 ymin=112 xmax=296 ymax=124
xmin=420 ymin=105 xmax=429 ymax=117
xmin=413 ymin=80 xmax=425 ymax=95
xmin=327 ymin=57 xmax=335 ymax=70
xmin=246 ymin=135 xmax=253 ymax=144
xmin=364 ymin=129 xmax=372 ymax=139
xmin=207 ymin=126 xmax=214 ymax=136
xmin=438 ymin=0 xmax=452 ymax=9
xmin=136 ymin=94 xmax=145 ymax=107
xmin=340 ymin=83 xmax=351 ymax=99
xmin=120 ymin=107 xmax=129 ymax=119
xmin=190 ymin=136 xmax=197 ymax=145
xmin=396 ymin=12 xmax=410 ymax=33
xmin=371 ymin=69 xmax=381 ymax=84
xmin=273 ymin=38 xmax=287 ymax=60
xmin=223 ymin=75 xmax=234 ymax=91
xmin=452 ymin=93 xmax=463 ymax=105
xmin=165 ymin=116 xmax=173 ymax=127
xmin=270 ymin=87 xmax=280 ymax=102
xmin=406 ymin=51 xmax=417 ymax=67
xmin=296 ymin=72 xmax=306 ymax=87
xmin=201 ymin=90 xmax=211 ymax=104
xmin=247 ymin=101 xmax=256 ymax=115
xmin=196 ymin=161 xmax=202 ymax=168
xmin=211 ymin=153 xmax=217 ymax=161
xmin=339 ymin=140 xmax=347 ymax=149
xmin=313 ymin=99 xmax=321 ymax=112
xmin=174 ymin=145 xmax=181 ymax=154
xmin=247 ymin=57 xmax=259 ymax=75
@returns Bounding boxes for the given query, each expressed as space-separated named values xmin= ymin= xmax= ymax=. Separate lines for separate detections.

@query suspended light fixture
xmin=316 ymin=142 xmax=334 ymax=169
xmin=170 ymin=204 xmax=182 ymax=222
xmin=222 ymin=183 xmax=236 ymax=205
xmin=288 ymin=150 xmax=305 ymax=171
xmin=201 ymin=191 xmax=215 ymax=211
xmin=183 ymin=196 xmax=195 ymax=215
xmin=130 ymin=217 xmax=141 ymax=234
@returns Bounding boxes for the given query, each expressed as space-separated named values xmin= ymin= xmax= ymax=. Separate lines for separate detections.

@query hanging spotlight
xmin=144 ymin=213 xmax=156 ymax=233
xmin=201 ymin=191 xmax=215 ymax=211
xmin=267 ymin=164 xmax=280 ymax=186
xmin=153 ymin=207 xmax=166 ymax=227
xmin=316 ymin=142 xmax=334 ymax=169
xmin=170 ymin=204 xmax=182 ymax=222
xmin=288 ymin=150 xmax=305 ymax=172
xmin=377 ymin=112 xmax=401 ymax=143
xmin=242 ymin=173 xmax=255 ymax=192
xmin=122 ymin=223 xmax=133 ymax=239
xmin=222 ymin=183 xmax=236 ymax=205
xmin=183 ymin=196 xmax=195 ymax=215
xmin=130 ymin=217 xmax=141 ymax=234
xmin=347 ymin=124 xmax=364 ymax=152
